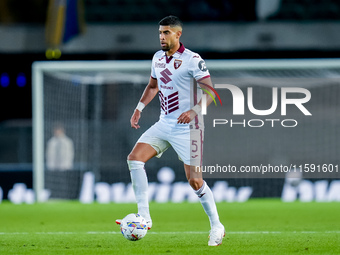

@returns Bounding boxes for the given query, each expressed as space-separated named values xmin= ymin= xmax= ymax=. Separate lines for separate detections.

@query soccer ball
xmin=120 ymin=213 xmax=148 ymax=241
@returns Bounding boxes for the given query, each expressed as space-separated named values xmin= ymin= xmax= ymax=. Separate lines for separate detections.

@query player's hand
xmin=177 ymin=110 xmax=196 ymax=124
xmin=130 ymin=110 xmax=141 ymax=129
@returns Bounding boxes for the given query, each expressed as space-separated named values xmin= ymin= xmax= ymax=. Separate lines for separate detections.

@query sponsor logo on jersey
xmin=160 ymin=68 xmax=172 ymax=84
xmin=160 ymin=85 xmax=173 ymax=90
xmin=174 ymin=59 xmax=182 ymax=69
xmin=155 ymin=62 xmax=166 ymax=68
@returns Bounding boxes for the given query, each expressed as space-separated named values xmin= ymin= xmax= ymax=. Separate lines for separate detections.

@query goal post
xmin=32 ymin=60 xmax=151 ymax=202
xmin=32 ymin=59 xmax=340 ymax=202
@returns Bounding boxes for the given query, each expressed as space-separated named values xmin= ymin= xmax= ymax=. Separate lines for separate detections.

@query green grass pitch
xmin=0 ymin=200 xmax=339 ymax=254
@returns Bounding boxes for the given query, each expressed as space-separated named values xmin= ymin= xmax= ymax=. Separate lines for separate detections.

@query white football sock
xmin=194 ymin=181 xmax=221 ymax=229
xmin=127 ymin=160 xmax=150 ymax=220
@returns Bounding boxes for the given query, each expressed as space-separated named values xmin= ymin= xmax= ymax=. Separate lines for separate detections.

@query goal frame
xmin=32 ymin=58 xmax=340 ymax=202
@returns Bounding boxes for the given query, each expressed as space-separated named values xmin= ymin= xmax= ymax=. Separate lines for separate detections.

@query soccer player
xmin=117 ymin=15 xmax=225 ymax=246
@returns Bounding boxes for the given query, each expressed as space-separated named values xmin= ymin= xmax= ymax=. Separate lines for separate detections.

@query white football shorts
xmin=137 ymin=120 xmax=204 ymax=166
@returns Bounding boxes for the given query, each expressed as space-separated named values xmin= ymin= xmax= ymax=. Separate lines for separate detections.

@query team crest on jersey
xmin=174 ymin=59 xmax=182 ymax=69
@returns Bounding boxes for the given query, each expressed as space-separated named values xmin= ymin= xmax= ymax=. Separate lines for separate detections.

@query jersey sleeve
xmin=151 ymin=54 xmax=157 ymax=79
xmin=189 ymin=54 xmax=210 ymax=81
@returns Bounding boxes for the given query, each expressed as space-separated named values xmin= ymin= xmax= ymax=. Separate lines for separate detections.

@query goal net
xmin=32 ymin=59 xmax=340 ymax=201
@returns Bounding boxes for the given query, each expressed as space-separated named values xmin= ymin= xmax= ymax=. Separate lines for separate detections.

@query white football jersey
xmin=151 ymin=43 xmax=210 ymax=129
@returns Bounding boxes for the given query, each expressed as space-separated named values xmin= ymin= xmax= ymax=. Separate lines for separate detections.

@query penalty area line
xmin=0 ymin=231 xmax=339 ymax=235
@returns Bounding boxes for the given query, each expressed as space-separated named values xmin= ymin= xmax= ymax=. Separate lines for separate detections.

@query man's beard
xmin=161 ymin=46 xmax=170 ymax=51
xmin=161 ymin=43 xmax=170 ymax=51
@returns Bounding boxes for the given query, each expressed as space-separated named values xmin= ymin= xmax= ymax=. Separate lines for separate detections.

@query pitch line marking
xmin=0 ymin=231 xmax=339 ymax=235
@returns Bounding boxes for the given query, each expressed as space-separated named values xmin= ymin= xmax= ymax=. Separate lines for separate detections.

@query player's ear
xmin=176 ymin=30 xmax=182 ymax=39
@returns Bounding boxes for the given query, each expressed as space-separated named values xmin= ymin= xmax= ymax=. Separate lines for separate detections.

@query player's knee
xmin=127 ymin=152 xmax=136 ymax=161
xmin=188 ymin=178 xmax=204 ymax=191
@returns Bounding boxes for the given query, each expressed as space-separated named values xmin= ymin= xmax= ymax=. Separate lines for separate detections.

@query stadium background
xmin=0 ymin=0 xmax=340 ymax=202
